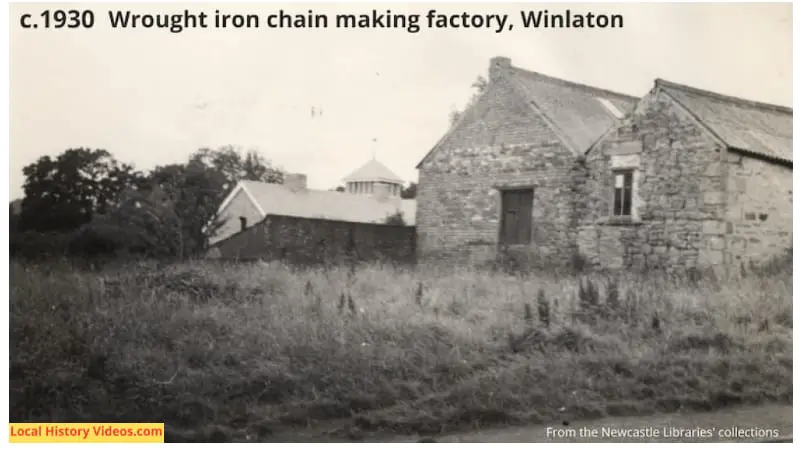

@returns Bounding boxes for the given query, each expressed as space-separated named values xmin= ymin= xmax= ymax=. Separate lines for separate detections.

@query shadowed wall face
xmin=209 ymin=214 xmax=416 ymax=266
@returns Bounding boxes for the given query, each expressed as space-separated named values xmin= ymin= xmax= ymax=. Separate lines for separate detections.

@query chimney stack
xmin=489 ymin=56 xmax=511 ymax=82
xmin=283 ymin=173 xmax=307 ymax=191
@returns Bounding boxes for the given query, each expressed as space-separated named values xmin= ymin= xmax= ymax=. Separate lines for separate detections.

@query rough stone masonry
xmin=415 ymin=68 xmax=582 ymax=266
xmin=415 ymin=57 xmax=792 ymax=273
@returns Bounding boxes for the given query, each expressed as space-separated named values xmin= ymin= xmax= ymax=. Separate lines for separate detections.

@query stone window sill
xmin=597 ymin=216 xmax=643 ymax=226
xmin=466 ymin=239 xmax=495 ymax=246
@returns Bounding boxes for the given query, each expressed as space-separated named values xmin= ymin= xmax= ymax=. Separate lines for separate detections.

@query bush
xmin=10 ymin=230 xmax=73 ymax=260
xmin=384 ymin=211 xmax=406 ymax=226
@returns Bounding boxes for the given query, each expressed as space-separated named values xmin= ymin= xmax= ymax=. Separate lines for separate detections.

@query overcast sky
xmin=10 ymin=2 xmax=792 ymax=200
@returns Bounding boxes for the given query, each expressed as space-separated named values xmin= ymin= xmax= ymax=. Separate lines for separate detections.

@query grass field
xmin=9 ymin=256 xmax=793 ymax=442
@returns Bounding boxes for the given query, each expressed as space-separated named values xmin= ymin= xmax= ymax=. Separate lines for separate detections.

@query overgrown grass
xmin=9 ymin=257 xmax=792 ymax=441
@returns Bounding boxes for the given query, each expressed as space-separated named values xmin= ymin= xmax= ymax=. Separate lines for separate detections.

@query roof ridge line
xmin=655 ymin=78 xmax=792 ymax=114
xmin=510 ymin=66 xmax=639 ymax=102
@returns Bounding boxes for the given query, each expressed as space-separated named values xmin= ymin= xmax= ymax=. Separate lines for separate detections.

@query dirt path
xmin=388 ymin=403 xmax=793 ymax=443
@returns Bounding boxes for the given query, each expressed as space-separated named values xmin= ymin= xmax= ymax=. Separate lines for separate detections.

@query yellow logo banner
xmin=9 ymin=423 xmax=165 ymax=443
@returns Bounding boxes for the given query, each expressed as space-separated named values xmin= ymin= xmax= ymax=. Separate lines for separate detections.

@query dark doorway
xmin=499 ymin=188 xmax=533 ymax=245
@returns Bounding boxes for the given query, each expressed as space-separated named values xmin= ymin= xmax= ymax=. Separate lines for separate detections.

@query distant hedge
xmin=11 ymin=227 xmax=130 ymax=262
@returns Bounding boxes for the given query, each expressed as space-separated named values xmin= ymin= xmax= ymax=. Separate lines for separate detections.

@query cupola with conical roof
xmin=343 ymin=158 xmax=404 ymax=197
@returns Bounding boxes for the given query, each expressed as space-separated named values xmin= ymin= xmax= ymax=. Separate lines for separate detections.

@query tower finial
xmin=371 ymin=138 xmax=377 ymax=160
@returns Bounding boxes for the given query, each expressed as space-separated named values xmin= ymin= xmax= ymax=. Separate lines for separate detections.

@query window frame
xmin=611 ymin=169 xmax=635 ymax=218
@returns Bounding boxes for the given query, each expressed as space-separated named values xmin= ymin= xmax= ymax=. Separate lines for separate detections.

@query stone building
xmin=578 ymin=79 xmax=792 ymax=270
xmin=415 ymin=56 xmax=792 ymax=271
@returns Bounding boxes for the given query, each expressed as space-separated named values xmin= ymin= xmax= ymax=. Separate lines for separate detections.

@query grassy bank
xmin=9 ymin=258 xmax=792 ymax=441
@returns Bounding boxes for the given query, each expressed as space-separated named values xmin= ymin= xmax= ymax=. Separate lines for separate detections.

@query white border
xmin=3 ymin=1 xmax=796 ymax=449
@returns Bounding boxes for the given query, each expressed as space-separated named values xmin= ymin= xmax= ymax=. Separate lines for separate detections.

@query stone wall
xmin=208 ymin=214 xmax=416 ymax=266
xmin=723 ymin=152 xmax=792 ymax=267
xmin=415 ymin=64 xmax=792 ymax=273
xmin=416 ymin=74 xmax=579 ymax=267
xmin=578 ymin=88 xmax=729 ymax=271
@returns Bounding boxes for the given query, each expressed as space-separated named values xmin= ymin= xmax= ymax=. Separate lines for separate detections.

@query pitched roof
xmin=217 ymin=180 xmax=415 ymax=230
xmin=509 ymin=67 xmax=639 ymax=153
xmin=656 ymin=79 xmax=792 ymax=164
xmin=416 ymin=58 xmax=639 ymax=168
xmin=343 ymin=159 xmax=404 ymax=183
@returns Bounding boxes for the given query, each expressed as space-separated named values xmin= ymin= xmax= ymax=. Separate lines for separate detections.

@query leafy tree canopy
xmin=19 ymin=148 xmax=144 ymax=232
xmin=401 ymin=182 xmax=417 ymax=199
xmin=15 ymin=145 xmax=285 ymax=260
xmin=101 ymin=145 xmax=285 ymax=257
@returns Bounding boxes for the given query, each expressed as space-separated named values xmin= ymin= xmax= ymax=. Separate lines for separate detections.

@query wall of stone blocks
xmin=723 ymin=152 xmax=792 ymax=267
xmin=416 ymin=76 xmax=581 ymax=267
xmin=208 ymin=214 xmax=416 ymax=266
xmin=578 ymin=88 xmax=730 ymax=271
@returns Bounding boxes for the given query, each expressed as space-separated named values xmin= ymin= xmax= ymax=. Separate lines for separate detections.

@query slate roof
xmin=213 ymin=180 xmax=415 ymax=243
xmin=510 ymin=68 xmax=639 ymax=153
xmin=343 ymin=159 xmax=404 ymax=183
xmin=657 ymin=79 xmax=793 ymax=164
xmin=416 ymin=58 xmax=640 ymax=167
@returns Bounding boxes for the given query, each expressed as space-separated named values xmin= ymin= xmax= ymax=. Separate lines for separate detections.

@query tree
xmin=144 ymin=161 xmax=227 ymax=255
xmin=190 ymin=145 xmax=283 ymax=188
xmin=401 ymin=182 xmax=417 ymax=199
xmin=449 ymin=76 xmax=488 ymax=126
xmin=384 ymin=211 xmax=406 ymax=226
xmin=15 ymin=145 xmax=285 ymax=259
xmin=9 ymin=200 xmax=21 ymax=232
xmin=332 ymin=186 xmax=346 ymax=192
xmin=186 ymin=146 xmax=284 ymax=250
xmin=125 ymin=146 xmax=285 ymax=257
xmin=88 ymin=183 xmax=184 ymax=258
xmin=81 ymin=159 xmax=229 ymax=260
xmin=19 ymin=148 xmax=144 ymax=232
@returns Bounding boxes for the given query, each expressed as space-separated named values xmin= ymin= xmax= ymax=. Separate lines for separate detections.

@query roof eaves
xmin=207 ymin=215 xmax=269 ymax=248
xmin=344 ymin=176 xmax=404 ymax=183
xmin=728 ymin=146 xmax=793 ymax=169
xmin=344 ymin=161 xmax=404 ymax=183
xmin=654 ymin=85 xmax=792 ymax=168
xmin=266 ymin=212 xmax=414 ymax=228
